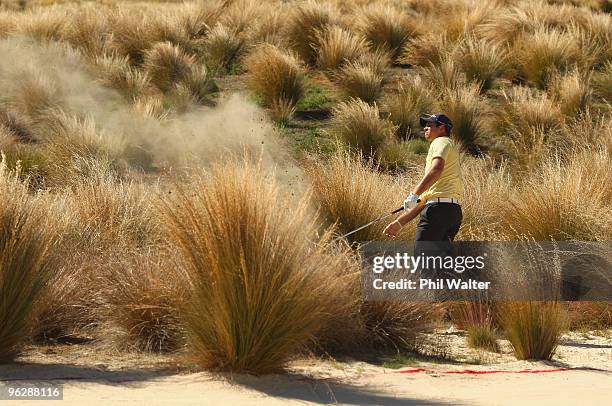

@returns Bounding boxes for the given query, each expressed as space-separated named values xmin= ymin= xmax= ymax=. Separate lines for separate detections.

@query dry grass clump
xmin=245 ymin=44 xmax=305 ymax=122
xmin=494 ymin=86 xmax=565 ymax=137
xmin=143 ymin=42 xmax=196 ymax=93
xmin=93 ymin=54 xmax=152 ymax=101
xmin=0 ymin=157 xmax=60 ymax=361
xmin=356 ymin=5 xmax=420 ymax=62
xmin=19 ymin=9 xmax=69 ymax=42
xmin=458 ymin=157 xmax=512 ymax=240
xmin=203 ymin=23 xmax=245 ymax=73
xmin=418 ymin=57 xmax=466 ymax=92
xmin=315 ymin=25 xmax=367 ymax=71
xmin=549 ymin=69 xmax=593 ymax=118
xmin=455 ymin=37 xmax=509 ymax=92
xmin=450 ymin=301 xmax=500 ymax=352
xmin=592 ymin=60 xmax=612 ymax=102
xmin=385 ymin=76 xmax=438 ymax=139
xmin=37 ymin=110 xmax=125 ymax=188
xmin=440 ymin=83 xmax=490 ymax=154
xmin=160 ymin=159 xmax=353 ymax=373
xmin=63 ymin=6 xmax=110 ymax=57
xmin=504 ymin=150 xmax=612 ymax=240
xmin=284 ymin=0 xmax=338 ymax=64
xmin=498 ymin=301 xmax=566 ymax=360
xmin=566 ymin=302 xmax=612 ymax=330
xmin=512 ymin=27 xmax=579 ymax=89
xmin=100 ymin=252 xmax=187 ymax=353
xmin=334 ymin=61 xmax=385 ymax=104
xmin=399 ymin=32 xmax=453 ymax=67
xmin=105 ymin=10 xmax=160 ymax=66
xmin=329 ymin=98 xmax=395 ymax=158
xmin=306 ymin=152 xmax=418 ymax=242
xmin=360 ymin=300 xmax=444 ymax=351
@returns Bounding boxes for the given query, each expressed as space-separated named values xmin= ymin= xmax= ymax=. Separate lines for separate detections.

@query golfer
xmin=383 ymin=113 xmax=463 ymax=245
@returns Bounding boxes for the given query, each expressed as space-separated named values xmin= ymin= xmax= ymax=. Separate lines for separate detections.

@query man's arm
xmin=412 ymin=157 xmax=444 ymax=195
xmin=383 ymin=203 xmax=425 ymax=237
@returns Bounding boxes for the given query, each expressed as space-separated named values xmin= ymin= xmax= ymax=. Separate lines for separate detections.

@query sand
xmin=1 ymin=330 xmax=610 ymax=405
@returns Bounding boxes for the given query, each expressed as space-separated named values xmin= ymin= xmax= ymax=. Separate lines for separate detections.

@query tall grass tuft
xmin=451 ymin=301 xmax=499 ymax=352
xmin=245 ymin=44 xmax=305 ymax=121
xmin=329 ymin=98 xmax=395 ymax=158
xmin=334 ymin=61 xmax=384 ymax=104
xmin=101 ymin=252 xmax=187 ymax=353
xmin=499 ymin=301 xmax=565 ymax=360
xmin=504 ymin=150 xmax=612 ymax=240
xmin=0 ymin=157 xmax=60 ymax=362
xmin=592 ymin=61 xmax=612 ymax=103
xmin=284 ymin=0 xmax=337 ymax=64
xmin=456 ymin=37 xmax=508 ymax=92
xmin=399 ymin=32 xmax=452 ymax=67
xmin=385 ymin=76 xmax=438 ymax=139
xmin=549 ymin=69 xmax=593 ymax=118
xmin=306 ymin=152 xmax=418 ymax=242
xmin=93 ymin=54 xmax=152 ymax=102
xmin=357 ymin=5 xmax=419 ymax=62
xmin=203 ymin=23 xmax=245 ymax=74
xmin=512 ymin=27 xmax=579 ymax=89
xmin=143 ymin=42 xmax=196 ymax=93
xmin=160 ymin=159 xmax=352 ymax=373
xmin=315 ymin=25 xmax=367 ymax=71
xmin=440 ymin=83 xmax=489 ymax=154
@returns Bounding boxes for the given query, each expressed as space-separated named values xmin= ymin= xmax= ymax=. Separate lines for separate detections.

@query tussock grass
xmin=19 ymin=9 xmax=69 ymax=42
xmin=385 ymin=76 xmax=438 ymax=139
xmin=160 ymin=159 xmax=353 ymax=373
xmin=549 ymin=69 xmax=593 ymax=118
xmin=419 ymin=57 xmax=466 ymax=92
xmin=306 ymin=152 xmax=418 ymax=242
xmin=356 ymin=5 xmax=419 ymax=62
xmin=504 ymin=150 xmax=612 ymax=240
xmin=315 ymin=25 xmax=367 ymax=71
xmin=499 ymin=301 xmax=565 ymax=360
xmin=329 ymin=98 xmax=395 ymax=158
xmin=592 ymin=61 xmax=612 ymax=102
xmin=458 ymin=157 xmax=512 ymax=240
xmin=93 ymin=54 xmax=152 ymax=101
xmin=512 ymin=27 xmax=579 ymax=89
xmin=0 ymin=158 xmax=60 ymax=361
xmin=450 ymin=301 xmax=500 ymax=352
xmin=101 ymin=252 xmax=187 ymax=353
xmin=440 ymin=83 xmax=489 ymax=154
xmin=456 ymin=37 xmax=508 ymax=92
xmin=334 ymin=61 xmax=384 ymax=104
xmin=204 ymin=23 xmax=244 ymax=73
xmin=37 ymin=110 xmax=125 ymax=188
xmin=399 ymin=32 xmax=452 ymax=67
xmin=143 ymin=42 xmax=195 ymax=93
xmin=245 ymin=44 xmax=305 ymax=121
xmin=284 ymin=0 xmax=338 ymax=64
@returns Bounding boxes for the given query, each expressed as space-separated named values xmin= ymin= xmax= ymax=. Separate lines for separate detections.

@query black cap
xmin=419 ymin=113 xmax=453 ymax=131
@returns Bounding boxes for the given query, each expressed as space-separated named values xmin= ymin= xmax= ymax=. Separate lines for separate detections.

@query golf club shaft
xmin=332 ymin=207 xmax=404 ymax=242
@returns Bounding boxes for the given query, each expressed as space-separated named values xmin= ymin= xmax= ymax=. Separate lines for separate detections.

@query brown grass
xmin=160 ymin=158 xmax=354 ymax=373
xmin=0 ymin=157 xmax=61 ymax=361
xmin=329 ymin=98 xmax=395 ymax=158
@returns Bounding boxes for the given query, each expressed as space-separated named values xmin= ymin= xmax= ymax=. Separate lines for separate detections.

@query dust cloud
xmin=0 ymin=37 xmax=306 ymax=193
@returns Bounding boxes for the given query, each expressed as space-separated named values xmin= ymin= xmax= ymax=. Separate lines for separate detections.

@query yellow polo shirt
xmin=420 ymin=136 xmax=462 ymax=202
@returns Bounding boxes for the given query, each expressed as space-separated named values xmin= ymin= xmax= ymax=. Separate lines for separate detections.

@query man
xmin=383 ymin=113 xmax=463 ymax=246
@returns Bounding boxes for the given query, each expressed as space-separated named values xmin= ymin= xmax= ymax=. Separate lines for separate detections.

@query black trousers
xmin=414 ymin=203 xmax=463 ymax=280
xmin=415 ymin=203 xmax=462 ymax=243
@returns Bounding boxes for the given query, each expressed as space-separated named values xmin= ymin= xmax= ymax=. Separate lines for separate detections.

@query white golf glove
xmin=403 ymin=192 xmax=420 ymax=210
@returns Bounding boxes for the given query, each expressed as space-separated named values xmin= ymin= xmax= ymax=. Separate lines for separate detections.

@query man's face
xmin=424 ymin=122 xmax=445 ymax=142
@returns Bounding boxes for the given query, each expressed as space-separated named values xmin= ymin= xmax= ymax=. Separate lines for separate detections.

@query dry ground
xmin=2 ymin=329 xmax=610 ymax=405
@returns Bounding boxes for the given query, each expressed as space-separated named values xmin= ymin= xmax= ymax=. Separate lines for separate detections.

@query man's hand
xmin=403 ymin=192 xmax=420 ymax=210
xmin=383 ymin=220 xmax=402 ymax=237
